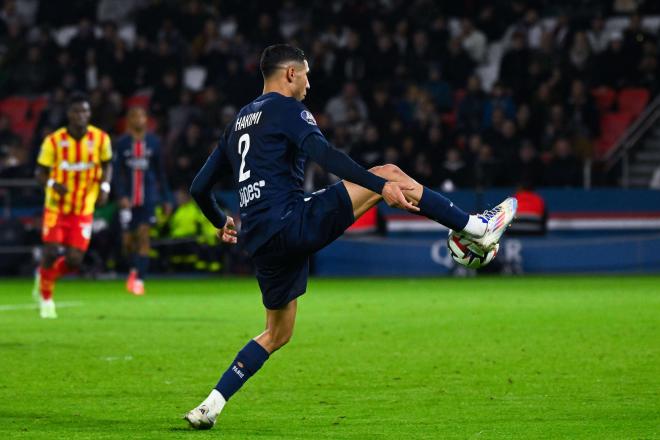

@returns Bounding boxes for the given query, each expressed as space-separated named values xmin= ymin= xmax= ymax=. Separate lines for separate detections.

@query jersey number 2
xmin=238 ymin=133 xmax=251 ymax=183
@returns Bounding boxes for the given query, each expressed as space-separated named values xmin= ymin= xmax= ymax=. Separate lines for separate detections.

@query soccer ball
xmin=447 ymin=230 xmax=499 ymax=269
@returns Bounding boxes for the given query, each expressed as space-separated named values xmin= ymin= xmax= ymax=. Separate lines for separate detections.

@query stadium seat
xmin=591 ymin=87 xmax=616 ymax=113
xmin=125 ymin=94 xmax=151 ymax=109
xmin=13 ymin=119 xmax=38 ymax=145
xmin=29 ymin=96 xmax=48 ymax=119
xmin=0 ymin=96 xmax=30 ymax=127
xmin=595 ymin=112 xmax=634 ymax=157
xmin=617 ymin=88 xmax=650 ymax=118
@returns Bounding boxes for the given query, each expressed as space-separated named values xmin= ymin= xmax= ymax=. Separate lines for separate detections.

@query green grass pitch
xmin=1 ymin=276 xmax=659 ymax=439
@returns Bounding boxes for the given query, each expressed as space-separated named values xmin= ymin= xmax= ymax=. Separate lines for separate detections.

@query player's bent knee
xmin=41 ymin=244 xmax=58 ymax=265
xmin=65 ymin=252 xmax=84 ymax=269
xmin=370 ymin=163 xmax=403 ymax=179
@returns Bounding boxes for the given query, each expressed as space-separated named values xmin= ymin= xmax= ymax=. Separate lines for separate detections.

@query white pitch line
xmin=0 ymin=301 xmax=84 ymax=312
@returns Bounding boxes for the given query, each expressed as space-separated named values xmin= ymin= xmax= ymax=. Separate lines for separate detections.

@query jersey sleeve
xmin=280 ymin=100 xmax=323 ymax=148
xmin=36 ymin=135 xmax=55 ymax=167
xmin=190 ymin=135 xmax=231 ymax=228
xmin=100 ymin=132 xmax=112 ymax=161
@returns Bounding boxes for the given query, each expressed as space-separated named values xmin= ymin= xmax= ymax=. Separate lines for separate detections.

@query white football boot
xmin=471 ymin=197 xmax=518 ymax=250
xmin=184 ymin=405 xmax=216 ymax=429
xmin=184 ymin=390 xmax=226 ymax=430
xmin=39 ymin=299 xmax=57 ymax=319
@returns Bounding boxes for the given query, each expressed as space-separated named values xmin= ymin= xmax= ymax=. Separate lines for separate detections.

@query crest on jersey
xmin=300 ymin=110 xmax=317 ymax=126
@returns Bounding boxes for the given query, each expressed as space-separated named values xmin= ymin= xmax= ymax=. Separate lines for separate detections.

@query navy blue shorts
xmin=252 ymin=182 xmax=355 ymax=310
xmin=130 ymin=204 xmax=156 ymax=229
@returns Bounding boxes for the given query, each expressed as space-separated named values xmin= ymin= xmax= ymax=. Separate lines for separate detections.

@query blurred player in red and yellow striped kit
xmin=33 ymin=92 xmax=113 ymax=318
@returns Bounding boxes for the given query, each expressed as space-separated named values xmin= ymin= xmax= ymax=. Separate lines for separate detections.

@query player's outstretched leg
xmin=343 ymin=164 xmax=516 ymax=248
xmin=185 ymin=299 xmax=297 ymax=429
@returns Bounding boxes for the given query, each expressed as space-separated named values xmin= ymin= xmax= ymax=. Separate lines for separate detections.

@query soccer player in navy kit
xmin=114 ymin=107 xmax=172 ymax=295
xmin=185 ymin=44 xmax=517 ymax=429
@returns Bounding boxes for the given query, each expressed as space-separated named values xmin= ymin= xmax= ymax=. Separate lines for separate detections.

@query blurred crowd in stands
xmin=1 ymin=0 xmax=659 ymax=193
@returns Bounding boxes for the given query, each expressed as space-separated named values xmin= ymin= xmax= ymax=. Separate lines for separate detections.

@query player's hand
xmin=162 ymin=202 xmax=173 ymax=217
xmin=52 ymin=182 xmax=68 ymax=196
xmin=218 ymin=216 xmax=238 ymax=244
xmin=119 ymin=197 xmax=130 ymax=210
xmin=382 ymin=181 xmax=420 ymax=212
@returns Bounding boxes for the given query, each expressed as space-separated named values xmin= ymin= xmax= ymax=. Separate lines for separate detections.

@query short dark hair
xmin=260 ymin=44 xmax=306 ymax=79
xmin=67 ymin=91 xmax=89 ymax=109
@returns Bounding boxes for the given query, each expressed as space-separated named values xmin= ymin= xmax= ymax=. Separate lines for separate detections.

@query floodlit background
xmin=1 ymin=0 xmax=660 ymax=276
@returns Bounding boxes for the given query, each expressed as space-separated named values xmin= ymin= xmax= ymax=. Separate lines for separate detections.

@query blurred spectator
xmin=150 ymin=70 xmax=181 ymax=119
xmin=89 ymin=76 xmax=122 ymax=133
xmin=325 ymin=82 xmax=368 ymax=125
xmin=460 ymin=18 xmax=487 ymax=64
xmin=423 ymin=66 xmax=453 ymax=113
xmin=598 ymin=32 xmax=629 ymax=87
xmin=500 ymin=32 xmax=530 ymax=97
xmin=623 ymin=13 xmax=655 ymax=66
xmin=1 ymin=1 xmax=654 ymax=194
xmin=565 ymin=79 xmax=599 ymax=140
xmin=10 ymin=45 xmax=48 ymax=93
xmin=171 ymin=121 xmax=209 ymax=189
xmin=587 ymin=15 xmax=609 ymax=54
xmin=438 ymin=148 xmax=470 ymax=191
xmin=482 ymin=81 xmax=516 ymax=129
xmin=442 ymin=37 xmax=474 ymax=88
xmin=457 ymin=75 xmax=485 ymax=134
xmin=545 ymin=138 xmax=582 ymax=187
xmin=565 ymin=31 xmax=594 ymax=80
xmin=473 ymin=143 xmax=502 ymax=188
xmin=512 ymin=140 xmax=545 ymax=187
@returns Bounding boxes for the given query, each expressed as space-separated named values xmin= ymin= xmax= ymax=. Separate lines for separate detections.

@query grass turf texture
xmin=0 ymin=276 xmax=659 ymax=439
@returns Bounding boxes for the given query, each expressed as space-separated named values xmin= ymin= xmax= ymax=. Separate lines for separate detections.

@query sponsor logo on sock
xmin=232 ymin=365 xmax=245 ymax=379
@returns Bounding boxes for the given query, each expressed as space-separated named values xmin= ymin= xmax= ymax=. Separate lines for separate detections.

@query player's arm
xmin=35 ymin=137 xmax=67 ymax=196
xmin=97 ymin=160 xmax=112 ymax=206
xmin=35 ymin=164 xmax=67 ymax=196
xmin=97 ymin=133 xmax=113 ymax=206
xmin=190 ymin=138 xmax=236 ymax=244
xmin=301 ymin=133 xmax=417 ymax=210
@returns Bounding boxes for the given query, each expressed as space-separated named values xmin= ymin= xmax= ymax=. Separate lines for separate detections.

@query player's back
xmin=223 ymin=92 xmax=321 ymax=255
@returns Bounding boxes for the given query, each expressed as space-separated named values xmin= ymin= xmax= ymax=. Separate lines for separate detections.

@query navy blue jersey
xmin=219 ymin=92 xmax=322 ymax=254
xmin=114 ymin=133 xmax=171 ymax=207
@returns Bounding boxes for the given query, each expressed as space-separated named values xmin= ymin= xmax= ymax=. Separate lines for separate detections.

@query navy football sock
xmin=215 ymin=340 xmax=269 ymax=400
xmin=417 ymin=187 xmax=469 ymax=231
xmin=135 ymin=255 xmax=149 ymax=279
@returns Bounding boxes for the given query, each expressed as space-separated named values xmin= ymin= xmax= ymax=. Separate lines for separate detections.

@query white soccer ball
xmin=447 ymin=230 xmax=499 ymax=269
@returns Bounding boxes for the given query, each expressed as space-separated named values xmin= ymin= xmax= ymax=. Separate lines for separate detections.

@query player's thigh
xmin=64 ymin=216 xmax=92 ymax=253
